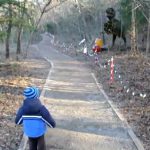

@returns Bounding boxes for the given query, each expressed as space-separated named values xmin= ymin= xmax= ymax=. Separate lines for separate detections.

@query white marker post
xmin=109 ymin=56 xmax=114 ymax=83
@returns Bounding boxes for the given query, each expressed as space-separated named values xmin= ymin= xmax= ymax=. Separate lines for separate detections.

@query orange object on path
xmin=95 ymin=38 xmax=103 ymax=47
xmin=92 ymin=38 xmax=103 ymax=53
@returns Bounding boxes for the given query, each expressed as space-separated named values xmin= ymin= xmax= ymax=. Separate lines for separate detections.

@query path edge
xmin=91 ymin=73 xmax=145 ymax=150
xmin=17 ymin=47 xmax=53 ymax=150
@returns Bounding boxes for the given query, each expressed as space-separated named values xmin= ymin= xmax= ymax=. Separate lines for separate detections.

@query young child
xmin=15 ymin=86 xmax=56 ymax=150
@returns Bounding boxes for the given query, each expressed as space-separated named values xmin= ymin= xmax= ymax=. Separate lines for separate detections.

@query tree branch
xmin=45 ymin=0 xmax=68 ymax=13
xmin=25 ymin=0 xmax=53 ymax=57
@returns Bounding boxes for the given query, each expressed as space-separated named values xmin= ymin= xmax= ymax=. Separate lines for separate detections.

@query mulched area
xmin=0 ymin=49 xmax=50 ymax=150
xmin=54 ymin=43 xmax=150 ymax=150
xmin=94 ymin=51 xmax=150 ymax=150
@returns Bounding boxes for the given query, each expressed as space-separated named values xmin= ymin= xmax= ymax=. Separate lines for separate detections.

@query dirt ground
xmin=54 ymin=43 xmax=150 ymax=150
xmin=0 ymin=48 xmax=50 ymax=150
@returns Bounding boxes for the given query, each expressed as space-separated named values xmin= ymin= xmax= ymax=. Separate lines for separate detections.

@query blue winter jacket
xmin=15 ymin=98 xmax=56 ymax=138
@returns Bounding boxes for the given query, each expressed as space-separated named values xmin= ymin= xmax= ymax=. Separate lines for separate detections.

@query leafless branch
xmin=36 ymin=0 xmax=42 ymax=13
xmin=25 ymin=0 xmax=53 ymax=57
xmin=45 ymin=0 xmax=68 ymax=13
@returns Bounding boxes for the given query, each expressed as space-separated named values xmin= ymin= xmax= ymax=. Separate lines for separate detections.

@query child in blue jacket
xmin=15 ymin=86 xmax=56 ymax=150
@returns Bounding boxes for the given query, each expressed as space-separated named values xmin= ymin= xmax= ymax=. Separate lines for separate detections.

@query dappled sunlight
xmin=0 ymin=51 xmax=51 ymax=149
xmin=0 ymin=77 xmax=29 ymax=88
xmin=0 ymin=58 xmax=50 ymax=117
xmin=0 ymin=92 xmax=23 ymax=116
xmin=54 ymin=118 xmax=128 ymax=139
xmin=23 ymin=60 xmax=50 ymax=69
xmin=43 ymin=97 xmax=118 ymax=124
xmin=44 ymin=86 xmax=96 ymax=93
xmin=54 ymin=60 xmax=86 ymax=65
xmin=43 ymin=89 xmax=104 ymax=101
xmin=52 ymin=60 xmax=89 ymax=69
xmin=51 ymin=71 xmax=91 ymax=77
xmin=46 ymin=128 xmax=135 ymax=150
xmin=45 ymin=80 xmax=97 ymax=93
xmin=54 ymin=64 xmax=89 ymax=72
xmin=38 ymin=34 xmax=140 ymax=149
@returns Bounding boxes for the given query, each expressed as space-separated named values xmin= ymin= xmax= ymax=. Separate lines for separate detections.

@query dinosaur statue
xmin=104 ymin=8 xmax=126 ymax=47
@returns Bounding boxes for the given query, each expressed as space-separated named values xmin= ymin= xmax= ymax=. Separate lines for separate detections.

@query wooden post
xmin=146 ymin=11 xmax=150 ymax=55
xmin=110 ymin=56 xmax=114 ymax=83
xmin=131 ymin=0 xmax=137 ymax=55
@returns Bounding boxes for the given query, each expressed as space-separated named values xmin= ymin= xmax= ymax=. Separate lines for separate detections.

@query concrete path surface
xmin=30 ymin=34 xmax=144 ymax=150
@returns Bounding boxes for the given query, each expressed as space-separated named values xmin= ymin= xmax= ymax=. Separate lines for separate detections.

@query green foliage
xmin=0 ymin=0 xmax=20 ymax=7
xmin=46 ymin=22 xmax=57 ymax=34
xmin=0 ymin=17 xmax=9 ymax=24
xmin=135 ymin=9 xmax=147 ymax=30
xmin=0 ymin=0 xmax=36 ymax=37
xmin=120 ymin=0 xmax=132 ymax=29
xmin=120 ymin=0 xmax=148 ymax=31
xmin=0 ymin=31 xmax=6 ymax=42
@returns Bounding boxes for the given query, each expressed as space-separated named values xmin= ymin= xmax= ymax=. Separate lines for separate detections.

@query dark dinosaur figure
xmin=104 ymin=8 xmax=126 ymax=47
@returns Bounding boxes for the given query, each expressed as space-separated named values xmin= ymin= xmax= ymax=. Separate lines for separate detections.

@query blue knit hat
xmin=23 ymin=86 xmax=39 ymax=99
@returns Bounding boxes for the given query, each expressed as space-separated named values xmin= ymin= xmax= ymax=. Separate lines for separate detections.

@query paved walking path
xmin=33 ymin=34 xmax=142 ymax=150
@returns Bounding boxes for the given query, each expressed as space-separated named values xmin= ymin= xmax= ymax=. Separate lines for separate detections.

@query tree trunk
xmin=131 ymin=1 xmax=137 ymax=55
xmin=6 ymin=35 xmax=10 ymax=59
xmin=17 ymin=27 xmax=22 ymax=55
xmin=16 ymin=0 xmax=27 ymax=59
xmin=25 ymin=0 xmax=52 ymax=57
xmin=5 ymin=4 xmax=12 ymax=59
xmin=75 ymin=0 xmax=88 ymax=40
xmin=146 ymin=11 xmax=150 ymax=55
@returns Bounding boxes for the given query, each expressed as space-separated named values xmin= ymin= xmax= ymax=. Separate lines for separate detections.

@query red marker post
xmin=109 ymin=56 xmax=114 ymax=83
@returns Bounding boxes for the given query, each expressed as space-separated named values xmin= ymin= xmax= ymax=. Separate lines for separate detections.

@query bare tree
xmin=25 ymin=0 xmax=52 ymax=57
xmin=146 ymin=11 xmax=150 ymax=55
xmin=5 ymin=3 xmax=12 ymax=59
xmin=75 ymin=0 xmax=88 ymax=40
xmin=131 ymin=0 xmax=138 ymax=55
xmin=16 ymin=0 xmax=27 ymax=59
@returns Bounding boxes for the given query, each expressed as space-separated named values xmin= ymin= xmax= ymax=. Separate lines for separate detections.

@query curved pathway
xmin=31 ymin=34 xmax=144 ymax=150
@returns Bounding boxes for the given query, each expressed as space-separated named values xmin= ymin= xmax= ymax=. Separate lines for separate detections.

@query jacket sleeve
xmin=40 ymin=106 xmax=56 ymax=128
xmin=15 ymin=107 xmax=24 ymax=125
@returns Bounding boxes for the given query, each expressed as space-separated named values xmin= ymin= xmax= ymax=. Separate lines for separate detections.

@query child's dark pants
xmin=28 ymin=135 xmax=46 ymax=150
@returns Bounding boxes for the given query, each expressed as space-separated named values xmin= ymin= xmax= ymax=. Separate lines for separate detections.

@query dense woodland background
xmin=0 ymin=0 xmax=150 ymax=60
